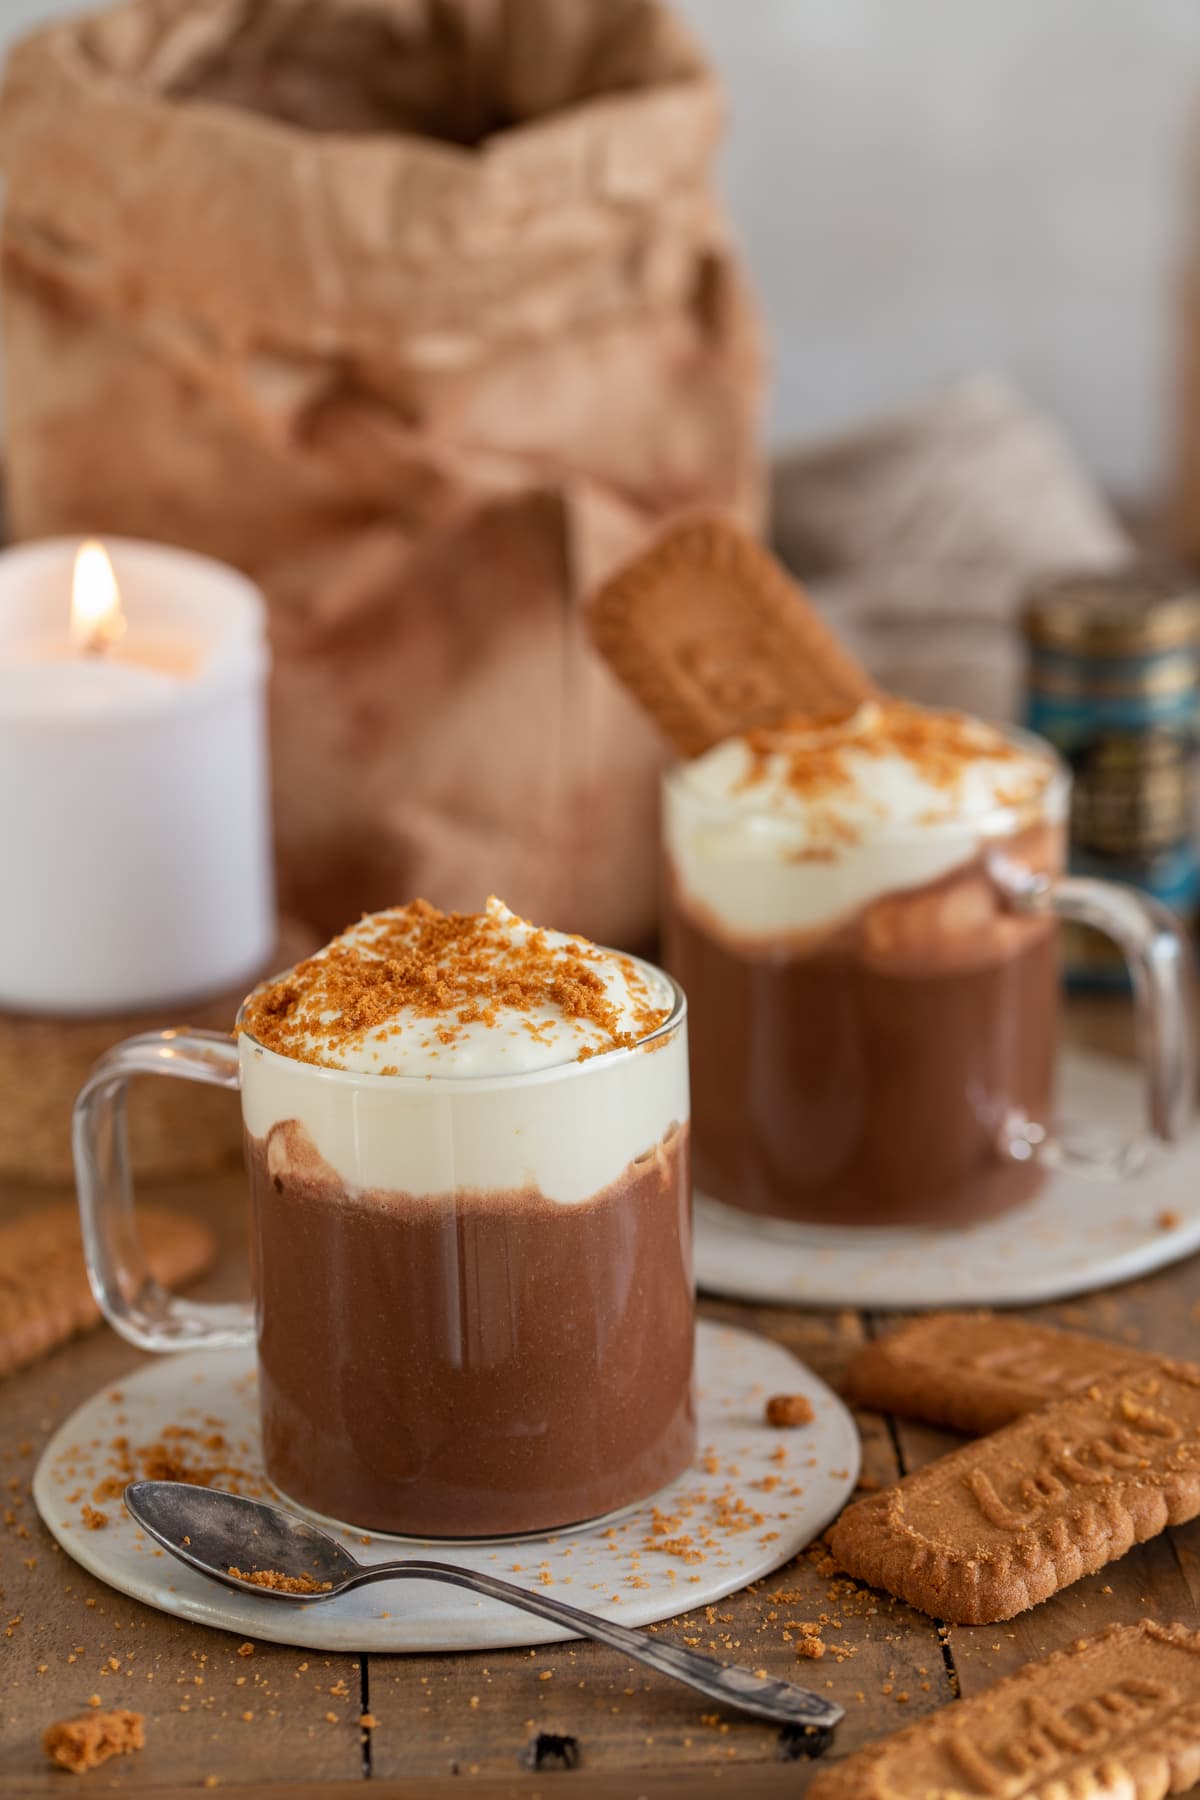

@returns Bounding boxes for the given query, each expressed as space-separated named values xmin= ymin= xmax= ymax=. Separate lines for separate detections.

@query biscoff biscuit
xmin=0 ymin=1200 xmax=216 ymax=1378
xmin=845 ymin=1312 xmax=1157 ymax=1435
xmin=829 ymin=1362 xmax=1200 ymax=1624
xmin=586 ymin=513 xmax=877 ymax=757
xmin=808 ymin=1620 xmax=1200 ymax=1800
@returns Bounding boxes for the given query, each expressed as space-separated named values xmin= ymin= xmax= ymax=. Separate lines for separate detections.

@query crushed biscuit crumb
xmin=227 ymin=1567 xmax=332 ymax=1594
xmin=43 ymin=1710 xmax=144 ymax=1775
xmin=239 ymin=899 xmax=672 ymax=1070
xmin=765 ymin=1395 xmax=815 ymax=1429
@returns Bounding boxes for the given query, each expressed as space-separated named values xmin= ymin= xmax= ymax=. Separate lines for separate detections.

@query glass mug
xmin=662 ymin=729 xmax=1195 ymax=1231
xmin=74 ymin=965 xmax=693 ymax=1537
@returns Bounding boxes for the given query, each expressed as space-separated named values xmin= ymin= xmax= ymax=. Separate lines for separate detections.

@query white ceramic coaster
xmin=33 ymin=1322 xmax=858 ymax=1653
xmin=694 ymin=1050 xmax=1200 ymax=1311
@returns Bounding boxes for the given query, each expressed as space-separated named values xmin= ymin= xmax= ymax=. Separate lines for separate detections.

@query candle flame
xmin=71 ymin=541 xmax=126 ymax=656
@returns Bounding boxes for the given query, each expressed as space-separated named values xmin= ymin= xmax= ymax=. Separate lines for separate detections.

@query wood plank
xmin=866 ymin=1245 xmax=1200 ymax=1706
xmin=6 ymin=984 xmax=1199 ymax=1788
xmin=0 ymin=1169 xmax=365 ymax=1794
xmin=805 ymin=983 xmax=1200 ymax=1777
xmin=366 ymin=1301 xmax=954 ymax=1788
xmin=11 ymin=1773 xmax=848 ymax=1800
xmin=953 ymin=1256 xmax=1200 ymax=1694
xmin=0 ymin=1171 xmax=953 ymax=1792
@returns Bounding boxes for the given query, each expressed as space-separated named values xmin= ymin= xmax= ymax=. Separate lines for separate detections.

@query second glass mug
xmin=74 ymin=967 xmax=693 ymax=1538
xmin=662 ymin=728 xmax=1195 ymax=1232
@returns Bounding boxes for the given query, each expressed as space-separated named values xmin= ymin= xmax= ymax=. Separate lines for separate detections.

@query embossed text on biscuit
xmin=965 ymin=1392 xmax=1187 ymax=1532
xmin=944 ymin=1677 xmax=1178 ymax=1794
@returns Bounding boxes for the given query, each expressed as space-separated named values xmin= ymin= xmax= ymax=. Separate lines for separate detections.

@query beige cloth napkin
xmin=772 ymin=373 xmax=1131 ymax=722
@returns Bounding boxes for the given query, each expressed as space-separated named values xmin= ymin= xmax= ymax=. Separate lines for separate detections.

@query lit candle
xmin=0 ymin=537 xmax=274 ymax=1015
xmin=71 ymin=541 xmax=126 ymax=657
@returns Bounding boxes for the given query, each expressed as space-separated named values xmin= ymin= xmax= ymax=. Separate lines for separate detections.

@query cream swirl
xmin=241 ymin=896 xmax=676 ymax=1077
xmin=665 ymin=703 xmax=1063 ymax=940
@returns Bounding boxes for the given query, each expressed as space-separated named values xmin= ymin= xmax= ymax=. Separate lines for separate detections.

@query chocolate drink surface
xmin=239 ymin=897 xmax=694 ymax=1535
xmin=663 ymin=703 xmax=1066 ymax=1228
xmin=667 ymin=888 xmax=1057 ymax=1226
xmin=249 ymin=1122 xmax=694 ymax=1537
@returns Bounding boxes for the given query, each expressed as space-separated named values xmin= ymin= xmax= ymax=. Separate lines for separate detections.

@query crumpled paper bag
xmin=0 ymin=0 xmax=763 ymax=948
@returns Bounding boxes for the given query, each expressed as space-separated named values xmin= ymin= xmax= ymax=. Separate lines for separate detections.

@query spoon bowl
xmin=127 ymin=1479 xmax=357 ymax=1597
xmin=124 ymin=1481 xmax=842 ymax=1740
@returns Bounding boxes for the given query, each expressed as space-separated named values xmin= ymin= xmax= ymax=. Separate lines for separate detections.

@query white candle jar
xmin=0 ymin=537 xmax=273 ymax=1015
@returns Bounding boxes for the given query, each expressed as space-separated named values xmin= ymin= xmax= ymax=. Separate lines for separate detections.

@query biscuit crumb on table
xmin=765 ymin=1394 xmax=814 ymax=1427
xmin=43 ymin=1708 xmax=144 ymax=1773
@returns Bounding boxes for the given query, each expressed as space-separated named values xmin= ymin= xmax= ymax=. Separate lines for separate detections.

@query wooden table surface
xmin=3 ymin=996 xmax=1198 ymax=1798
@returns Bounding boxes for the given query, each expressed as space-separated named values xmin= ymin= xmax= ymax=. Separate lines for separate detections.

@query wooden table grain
xmin=3 ymin=998 xmax=1198 ymax=1796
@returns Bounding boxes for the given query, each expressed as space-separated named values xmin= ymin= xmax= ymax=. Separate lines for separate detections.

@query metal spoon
xmin=125 ymin=1481 xmax=842 ymax=1736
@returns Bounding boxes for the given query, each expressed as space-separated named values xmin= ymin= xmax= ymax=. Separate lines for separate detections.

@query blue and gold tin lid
xmin=1022 ymin=565 xmax=1200 ymax=661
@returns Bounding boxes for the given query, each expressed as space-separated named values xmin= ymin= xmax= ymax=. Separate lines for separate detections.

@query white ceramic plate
xmin=33 ymin=1321 xmax=859 ymax=1652
xmin=695 ymin=1050 xmax=1200 ymax=1309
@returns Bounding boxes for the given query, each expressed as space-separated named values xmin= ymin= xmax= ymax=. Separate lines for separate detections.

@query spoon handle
xmin=345 ymin=1558 xmax=842 ymax=1731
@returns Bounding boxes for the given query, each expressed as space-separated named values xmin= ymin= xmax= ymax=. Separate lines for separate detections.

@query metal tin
xmin=1022 ymin=564 xmax=1200 ymax=987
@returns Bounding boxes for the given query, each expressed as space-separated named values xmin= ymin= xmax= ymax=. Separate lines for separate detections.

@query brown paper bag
xmin=0 ymin=0 xmax=763 ymax=948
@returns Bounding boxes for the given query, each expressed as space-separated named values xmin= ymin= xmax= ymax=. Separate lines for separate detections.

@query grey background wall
xmin=4 ymin=0 xmax=1200 ymax=500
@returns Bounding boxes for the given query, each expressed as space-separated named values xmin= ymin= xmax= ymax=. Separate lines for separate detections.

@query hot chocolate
xmin=238 ymin=898 xmax=693 ymax=1536
xmin=248 ymin=1120 xmax=691 ymax=1537
xmin=663 ymin=703 xmax=1066 ymax=1227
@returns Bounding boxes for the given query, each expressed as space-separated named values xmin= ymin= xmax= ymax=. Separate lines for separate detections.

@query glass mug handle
xmin=992 ymin=860 xmax=1196 ymax=1176
xmin=73 ymin=1029 xmax=253 ymax=1353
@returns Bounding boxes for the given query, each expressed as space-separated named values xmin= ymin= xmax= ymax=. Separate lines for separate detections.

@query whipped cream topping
xmin=666 ymin=703 xmax=1063 ymax=940
xmin=241 ymin=896 xmax=675 ymax=1077
xmin=238 ymin=899 xmax=688 ymax=1203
